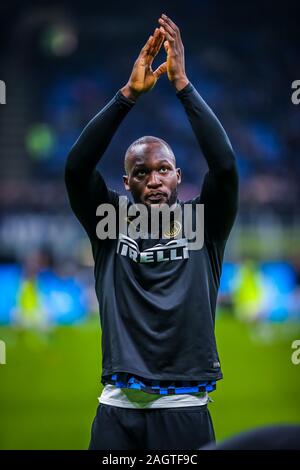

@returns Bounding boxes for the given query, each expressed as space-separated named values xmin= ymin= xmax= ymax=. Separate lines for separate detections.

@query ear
xmin=176 ymin=168 xmax=182 ymax=185
xmin=123 ymin=175 xmax=130 ymax=191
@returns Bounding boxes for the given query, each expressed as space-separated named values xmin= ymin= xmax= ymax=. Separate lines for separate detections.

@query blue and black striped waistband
xmin=102 ymin=373 xmax=216 ymax=395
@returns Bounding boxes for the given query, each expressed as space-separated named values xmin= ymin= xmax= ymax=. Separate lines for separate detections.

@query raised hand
xmin=158 ymin=14 xmax=189 ymax=92
xmin=121 ymin=28 xmax=167 ymax=101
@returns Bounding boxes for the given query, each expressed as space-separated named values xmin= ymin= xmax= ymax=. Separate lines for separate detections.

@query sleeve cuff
xmin=115 ymin=89 xmax=137 ymax=107
xmin=176 ymin=81 xmax=194 ymax=98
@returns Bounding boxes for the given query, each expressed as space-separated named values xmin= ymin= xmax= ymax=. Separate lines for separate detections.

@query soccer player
xmin=65 ymin=14 xmax=239 ymax=450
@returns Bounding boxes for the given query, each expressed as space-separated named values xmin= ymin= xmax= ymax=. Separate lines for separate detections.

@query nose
xmin=146 ymin=171 xmax=162 ymax=188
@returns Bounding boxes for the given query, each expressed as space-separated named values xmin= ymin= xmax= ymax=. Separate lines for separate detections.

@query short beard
xmin=129 ymin=188 xmax=179 ymax=238
xmin=132 ymin=187 xmax=178 ymax=208
xmin=167 ymin=187 xmax=178 ymax=207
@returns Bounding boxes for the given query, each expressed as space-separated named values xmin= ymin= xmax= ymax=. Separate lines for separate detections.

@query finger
xmin=151 ymin=31 xmax=165 ymax=57
xmin=161 ymin=14 xmax=180 ymax=35
xmin=148 ymin=28 xmax=161 ymax=56
xmin=140 ymin=35 xmax=153 ymax=57
xmin=153 ymin=62 xmax=167 ymax=79
xmin=159 ymin=26 xmax=175 ymax=45
xmin=147 ymin=31 xmax=165 ymax=66
xmin=158 ymin=20 xmax=176 ymax=43
xmin=150 ymin=30 xmax=160 ymax=46
xmin=158 ymin=17 xmax=176 ymax=37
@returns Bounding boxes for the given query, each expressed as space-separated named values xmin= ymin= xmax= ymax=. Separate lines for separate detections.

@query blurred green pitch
xmin=0 ymin=314 xmax=299 ymax=449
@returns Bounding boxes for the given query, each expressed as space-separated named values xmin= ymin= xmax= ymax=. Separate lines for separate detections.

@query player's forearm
xmin=65 ymin=90 xmax=136 ymax=178
xmin=176 ymin=82 xmax=236 ymax=174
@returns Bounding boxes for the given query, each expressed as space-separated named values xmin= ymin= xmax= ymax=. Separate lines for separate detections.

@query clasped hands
xmin=121 ymin=14 xmax=189 ymax=101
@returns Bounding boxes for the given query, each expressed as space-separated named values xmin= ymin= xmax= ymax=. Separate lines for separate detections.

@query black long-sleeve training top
xmin=65 ymin=82 xmax=239 ymax=388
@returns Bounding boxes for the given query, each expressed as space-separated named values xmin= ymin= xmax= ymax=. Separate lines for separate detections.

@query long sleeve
xmin=65 ymin=90 xmax=136 ymax=239
xmin=176 ymin=82 xmax=239 ymax=242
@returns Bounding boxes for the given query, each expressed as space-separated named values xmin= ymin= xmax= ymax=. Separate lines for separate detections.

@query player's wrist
xmin=120 ymin=84 xmax=141 ymax=102
xmin=171 ymin=75 xmax=189 ymax=92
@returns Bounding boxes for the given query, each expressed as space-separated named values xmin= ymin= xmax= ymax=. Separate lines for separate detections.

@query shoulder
xmin=90 ymin=170 xmax=123 ymax=207
xmin=179 ymin=194 xmax=202 ymax=206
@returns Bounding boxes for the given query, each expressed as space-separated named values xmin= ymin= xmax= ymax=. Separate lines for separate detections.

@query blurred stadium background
xmin=0 ymin=0 xmax=300 ymax=449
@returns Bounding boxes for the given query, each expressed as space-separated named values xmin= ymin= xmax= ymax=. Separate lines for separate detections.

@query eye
xmin=159 ymin=167 xmax=168 ymax=174
xmin=136 ymin=169 xmax=146 ymax=177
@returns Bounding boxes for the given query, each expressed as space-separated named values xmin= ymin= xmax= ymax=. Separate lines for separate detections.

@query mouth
xmin=145 ymin=192 xmax=167 ymax=203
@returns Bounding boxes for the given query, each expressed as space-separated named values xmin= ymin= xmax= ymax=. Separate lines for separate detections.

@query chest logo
xmin=117 ymin=233 xmax=189 ymax=264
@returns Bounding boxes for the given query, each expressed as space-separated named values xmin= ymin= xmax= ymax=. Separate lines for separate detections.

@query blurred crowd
xmin=0 ymin=1 xmax=299 ymax=217
xmin=0 ymin=2 xmax=299 ymax=322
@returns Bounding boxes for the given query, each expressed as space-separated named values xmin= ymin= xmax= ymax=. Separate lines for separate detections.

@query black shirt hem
xmin=101 ymin=367 xmax=223 ymax=383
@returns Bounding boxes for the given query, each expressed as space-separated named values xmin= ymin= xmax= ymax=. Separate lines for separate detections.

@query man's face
xmin=123 ymin=142 xmax=181 ymax=207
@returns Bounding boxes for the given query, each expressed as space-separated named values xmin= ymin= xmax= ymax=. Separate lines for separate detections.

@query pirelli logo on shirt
xmin=117 ymin=234 xmax=189 ymax=263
